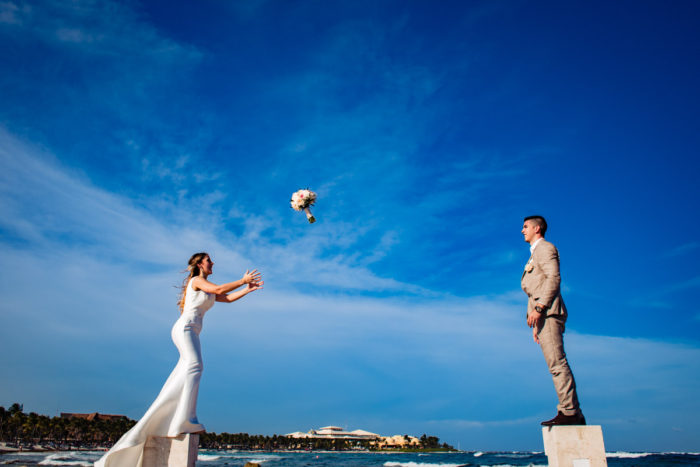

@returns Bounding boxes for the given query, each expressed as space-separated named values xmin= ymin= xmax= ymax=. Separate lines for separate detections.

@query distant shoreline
xmin=1 ymin=405 xmax=455 ymax=453
xmin=0 ymin=442 xmax=107 ymax=454
xmin=0 ymin=445 xmax=456 ymax=454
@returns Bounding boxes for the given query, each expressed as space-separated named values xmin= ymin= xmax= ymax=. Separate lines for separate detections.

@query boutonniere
xmin=524 ymin=263 xmax=534 ymax=273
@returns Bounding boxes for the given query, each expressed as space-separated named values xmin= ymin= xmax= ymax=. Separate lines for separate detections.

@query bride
xmin=96 ymin=252 xmax=263 ymax=466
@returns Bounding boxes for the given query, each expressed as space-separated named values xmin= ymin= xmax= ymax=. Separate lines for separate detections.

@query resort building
xmin=286 ymin=426 xmax=381 ymax=440
xmin=376 ymin=434 xmax=421 ymax=448
xmin=60 ymin=412 xmax=127 ymax=421
xmin=285 ymin=426 xmax=421 ymax=448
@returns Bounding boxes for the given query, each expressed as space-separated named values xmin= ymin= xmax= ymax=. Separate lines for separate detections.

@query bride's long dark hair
xmin=178 ymin=252 xmax=209 ymax=313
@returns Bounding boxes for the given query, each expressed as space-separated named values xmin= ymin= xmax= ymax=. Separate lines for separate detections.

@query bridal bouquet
xmin=290 ymin=189 xmax=317 ymax=223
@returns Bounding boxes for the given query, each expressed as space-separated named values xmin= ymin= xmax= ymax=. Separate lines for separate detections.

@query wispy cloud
xmin=664 ymin=242 xmax=700 ymax=258
xmin=1 ymin=0 xmax=200 ymax=60
xmin=427 ymin=416 xmax=541 ymax=429
xmin=0 ymin=1 xmax=25 ymax=24
xmin=235 ymin=14 xmax=531 ymax=296
xmin=0 ymin=0 xmax=206 ymax=194
xmin=0 ymin=128 xmax=426 ymax=294
xmin=3 ymin=1 xmax=529 ymax=300
xmin=627 ymin=275 xmax=700 ymax=311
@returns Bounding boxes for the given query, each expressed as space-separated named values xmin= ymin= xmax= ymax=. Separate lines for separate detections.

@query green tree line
xmin=199 ymin=432 xmax=453 ymax=451
xmin=0 ymin=403 xmax=136 ymax=449
xmin=1 ymin=404 xmax=453 ymax=451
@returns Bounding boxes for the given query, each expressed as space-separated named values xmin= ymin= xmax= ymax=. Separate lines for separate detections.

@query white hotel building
xmin=286 ymin=426 xmax=421 ymax=448
xmin=286 ymin=426 xmax=380 ymax=440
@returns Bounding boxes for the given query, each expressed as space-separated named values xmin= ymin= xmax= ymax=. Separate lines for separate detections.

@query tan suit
xmin=521 ymin=239 xmax=580 ymax=416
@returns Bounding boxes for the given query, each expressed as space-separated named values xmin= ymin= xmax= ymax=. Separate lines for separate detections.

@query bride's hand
xmin=247 ymin=280 xmax=264 ymax=292
xmin=242 ymin=269 xmax=262 ymax=284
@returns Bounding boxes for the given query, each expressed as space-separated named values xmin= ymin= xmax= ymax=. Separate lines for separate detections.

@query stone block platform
xmin=143 ymin=433 xmax=199 ymax=467
xmin=542 ymin=425 xmax=607 ymax=467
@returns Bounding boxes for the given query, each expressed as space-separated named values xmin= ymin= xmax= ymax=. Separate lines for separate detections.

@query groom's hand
xmin=532 ymin=326 xmax=540 ymax=344
xmin=527 ymin=310 xmax=542 ymax=327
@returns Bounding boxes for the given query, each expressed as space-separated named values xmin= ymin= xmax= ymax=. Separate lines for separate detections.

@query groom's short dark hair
xmin=524 ymin=215 xmax=548 ymax=236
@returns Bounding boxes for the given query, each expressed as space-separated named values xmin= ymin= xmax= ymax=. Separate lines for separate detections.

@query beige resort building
xmin=286 ymin=426 xmax=421 ymax=448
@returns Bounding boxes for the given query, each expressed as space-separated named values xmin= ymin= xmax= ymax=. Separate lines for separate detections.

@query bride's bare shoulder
xmin=190 ymin=276 xmax=204 ymax=291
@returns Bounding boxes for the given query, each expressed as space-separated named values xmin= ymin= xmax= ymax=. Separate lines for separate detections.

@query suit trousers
xmin=537 ymin=316 xmax=580 ymax=416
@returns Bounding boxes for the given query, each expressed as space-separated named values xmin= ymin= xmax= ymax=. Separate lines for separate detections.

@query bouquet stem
xmin=304 ymin=207 xmax=316 ymax=223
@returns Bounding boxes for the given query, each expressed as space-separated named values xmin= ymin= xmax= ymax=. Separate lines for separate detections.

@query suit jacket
xmin=521 ymin=239 xmax=567 ymax=320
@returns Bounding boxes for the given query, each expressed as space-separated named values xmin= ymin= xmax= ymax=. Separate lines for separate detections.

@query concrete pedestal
xmin=542 ymin=426 xmax=607 ymax=467
xmin=143 ymin=433 xmax=199 ymax=467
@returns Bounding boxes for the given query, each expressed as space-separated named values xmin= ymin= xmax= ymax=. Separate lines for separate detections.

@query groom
xmin=521 ymin=215 xmax=585 ymax=426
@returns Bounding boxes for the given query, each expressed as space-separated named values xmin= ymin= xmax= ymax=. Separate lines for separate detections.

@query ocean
xmin=1 ymin=450 xmax=699 ymax=466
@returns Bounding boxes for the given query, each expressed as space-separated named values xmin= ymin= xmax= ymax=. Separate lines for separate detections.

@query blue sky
xmin=1 ymin=0 xmax=699 ymax=452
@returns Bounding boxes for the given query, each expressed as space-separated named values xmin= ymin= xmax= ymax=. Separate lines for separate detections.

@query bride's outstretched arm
xmin=216 ymin=280 xmax=263 ymax=303
xmin=192 ymin=269 xmax=262 ymax=295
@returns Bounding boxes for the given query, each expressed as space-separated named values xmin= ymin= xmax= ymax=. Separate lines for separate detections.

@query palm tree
xmin=8 ymin=403 xmax=23 ymax=417
xmin=0 ymin=406 xmax=7 ymax=440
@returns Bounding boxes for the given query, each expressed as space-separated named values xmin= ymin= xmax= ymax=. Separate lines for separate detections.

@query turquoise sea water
xmin=1 ymin=450 xmax=699 ymax=466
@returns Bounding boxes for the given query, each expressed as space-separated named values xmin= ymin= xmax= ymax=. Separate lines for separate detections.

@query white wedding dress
xmin=95 ymin=279 xmax=215 ymax=466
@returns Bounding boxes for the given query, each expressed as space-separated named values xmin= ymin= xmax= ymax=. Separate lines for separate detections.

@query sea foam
xmin=384 ymin=462 xmax=466 ymax=467
xmin=606 ymin=451 xmax=654 ymax=458
xmin=37 ymin=452 xmax=94 ymax=466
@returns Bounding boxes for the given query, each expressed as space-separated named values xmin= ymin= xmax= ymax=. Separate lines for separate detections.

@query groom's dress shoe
xmin=541 ymin=411 xmax=586 ymax=426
